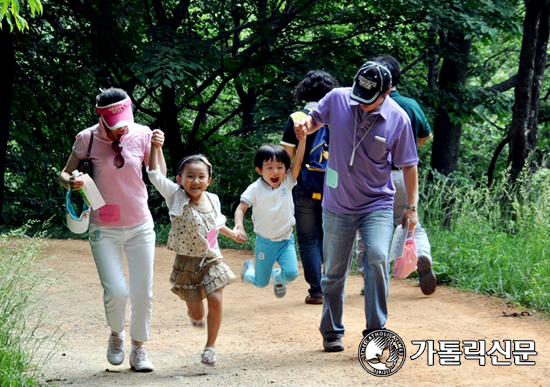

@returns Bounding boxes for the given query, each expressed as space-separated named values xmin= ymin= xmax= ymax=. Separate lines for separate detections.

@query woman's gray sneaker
xmin=107 ymin=332 xmax=124 ymax=366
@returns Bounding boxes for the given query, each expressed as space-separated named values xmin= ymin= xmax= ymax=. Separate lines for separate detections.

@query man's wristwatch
xmin=405 ymin=204 xmax=417 ymax=211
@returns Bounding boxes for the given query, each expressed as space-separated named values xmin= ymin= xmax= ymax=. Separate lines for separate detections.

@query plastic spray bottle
xmin=72 ymin=170 xmax=90 ymax=206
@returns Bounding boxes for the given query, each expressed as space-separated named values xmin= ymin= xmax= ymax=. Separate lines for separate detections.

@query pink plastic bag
xmin=392 ymin=232 xmax=418 ymax=279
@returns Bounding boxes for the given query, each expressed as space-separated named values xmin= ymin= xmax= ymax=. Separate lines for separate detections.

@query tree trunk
xmin=487 ymin=136 xmax=510 ymax=186
xmin=0 ymin=21 xmax=15 ymax=224
xmin=430 ymin=32 xmax=471 ymax=175
xmin=235 ymin=82 xmax=257 ymax=136
xmin=529 ymin=3 xmax=549 ymax=170
xmin=426 ymin=25 xmax=439 ymax=91
xmin=160 ymin=86 xmax=185 ymax=173
xmin=508 ymin=0 xmax=550 ymax=184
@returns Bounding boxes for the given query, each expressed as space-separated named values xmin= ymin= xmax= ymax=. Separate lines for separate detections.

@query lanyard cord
xmin=349 ymin=110 xmax=380 ymax=175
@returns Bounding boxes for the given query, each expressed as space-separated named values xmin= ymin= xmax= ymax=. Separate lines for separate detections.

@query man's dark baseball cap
xmin=350 ymin=61 xmax=392 ymax=105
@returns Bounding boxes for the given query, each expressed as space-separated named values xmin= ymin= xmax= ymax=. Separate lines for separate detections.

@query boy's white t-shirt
xmin=240 ymin=172 xmax=297 ymax=241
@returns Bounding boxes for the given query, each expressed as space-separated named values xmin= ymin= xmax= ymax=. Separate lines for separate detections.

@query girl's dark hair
xmin=373 ymin=55 xmax=401 ymax=88
xmin=96 ymin=87 xmax=128 ymax=107
xmin=177 ymin=154 xmax=213 ymax=177
xmin=254 ymin=144 xmax=291 ymax=171
xmin=294 ymin=70 xmax=338 ymax=104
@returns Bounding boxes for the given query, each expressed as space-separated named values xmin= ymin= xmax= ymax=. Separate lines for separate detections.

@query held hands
xmin=151 ymin=129 xmax=165 ymax=148
xmin=294 ymin=117 xmax=309 ymax=141
xmin=220 ymin=225 xmax=245 ymax=243
xmin=234 ymin=225 xmax=247 ymax=243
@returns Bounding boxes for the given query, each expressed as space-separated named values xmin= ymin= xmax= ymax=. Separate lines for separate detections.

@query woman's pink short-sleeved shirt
xmin=72 ymin=121 xmax=152 ymax=227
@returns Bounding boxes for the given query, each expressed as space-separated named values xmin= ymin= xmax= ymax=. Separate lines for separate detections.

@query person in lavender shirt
xmin=294 ymin=61 xmax=419 ymax=352
xmin=357 ymin=55 xmax=437 ymax=297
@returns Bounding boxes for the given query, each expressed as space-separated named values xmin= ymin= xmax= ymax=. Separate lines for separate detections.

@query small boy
xmin=235 ymin=140 xmax=305 ymax=298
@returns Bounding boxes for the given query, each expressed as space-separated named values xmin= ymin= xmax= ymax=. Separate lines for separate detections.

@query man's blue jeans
xmin=293 ymin=186 xmax=324 ymax=297
xmin=320 ymin=208 xmax=393 ymax=338
xmin=357 ymin=169 xmax=432 ymax=276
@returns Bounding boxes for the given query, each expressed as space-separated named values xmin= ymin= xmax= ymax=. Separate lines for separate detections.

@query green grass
xmin=421 ymin=167 xmax=550 ymax=312
xmin=0 ymin=228 xmax=60 ymax=387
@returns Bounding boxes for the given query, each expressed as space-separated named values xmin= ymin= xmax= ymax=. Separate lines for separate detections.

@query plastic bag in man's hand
xmin=393 ymin=234 xmax=417 ymax=279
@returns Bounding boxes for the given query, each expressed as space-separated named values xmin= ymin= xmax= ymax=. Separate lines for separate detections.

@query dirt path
xmin=38 ymin=239 xmax=549 ymax=387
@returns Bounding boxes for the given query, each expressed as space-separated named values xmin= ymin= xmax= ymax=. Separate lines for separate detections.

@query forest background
xmin=1 ymin=1 xmax=550 ymax=385
xmin=1 ymin=0 xmax=550 ymax=313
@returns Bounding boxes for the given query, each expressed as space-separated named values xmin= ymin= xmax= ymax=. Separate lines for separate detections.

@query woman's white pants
xmin=89 ymin=218 xmax=155 ymax=342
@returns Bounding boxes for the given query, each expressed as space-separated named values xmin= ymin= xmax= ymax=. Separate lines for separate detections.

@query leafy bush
xmin=421 ymin=167 xmax=550 ymax=312
xmin=0 ymin=228 xmax=60 ymax=386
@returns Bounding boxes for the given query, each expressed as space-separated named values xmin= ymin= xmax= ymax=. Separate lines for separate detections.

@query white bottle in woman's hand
xmin=72 ymin=170 xmax=90 ymax=206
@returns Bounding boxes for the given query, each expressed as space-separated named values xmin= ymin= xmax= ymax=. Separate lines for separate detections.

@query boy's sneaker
xmin=241 ymin=259 xmax=254 ymax=282
xmin=106 ymin=332 xmax=125 ymax=366
xmin=272 ymin=268 xmax=287 ymax=298
xmin=129 ymin=346 xmax=154 ymax=372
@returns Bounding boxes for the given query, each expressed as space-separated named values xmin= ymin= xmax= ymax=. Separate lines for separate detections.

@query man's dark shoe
xmin=305 ymin=295 xmax=323 ymax=305
xmin=417 ymin=256 xmax=437 ymax=295
xmin=323 ymin=338 xmax=344 ymax=352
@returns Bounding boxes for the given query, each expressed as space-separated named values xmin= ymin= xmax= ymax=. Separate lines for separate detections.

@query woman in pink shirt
xmin=60 ymin=88 xmax=166 ymax=373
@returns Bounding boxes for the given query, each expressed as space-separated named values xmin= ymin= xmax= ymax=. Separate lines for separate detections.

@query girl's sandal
xmin=188 ymin=311 xmax=206 ymax=328
xmin=201 ymin=347 xmax=216 ymax=366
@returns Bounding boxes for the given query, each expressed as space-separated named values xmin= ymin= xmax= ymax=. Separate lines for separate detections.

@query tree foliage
xmin=2 ymin=0 xmax=549 ymax=230
xmin=0 ymin=0 xmax=43 ymax=31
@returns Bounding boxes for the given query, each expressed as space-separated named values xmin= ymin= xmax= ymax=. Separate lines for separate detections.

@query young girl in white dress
xmin=147 ymin=144 xmax=239 ymax=366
